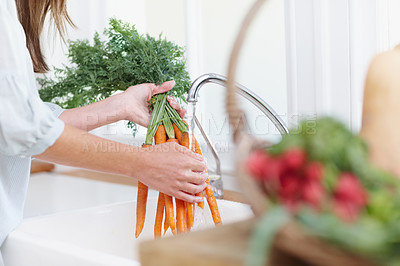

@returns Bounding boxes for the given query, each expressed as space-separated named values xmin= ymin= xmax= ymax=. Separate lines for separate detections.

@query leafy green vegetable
xmin=265 ymin=117 xmax=400 ymax=263
xmin=38 ymin=18 xmax=191 ymax=135
xmin=270 ymin=117 xmax=395 ymax=190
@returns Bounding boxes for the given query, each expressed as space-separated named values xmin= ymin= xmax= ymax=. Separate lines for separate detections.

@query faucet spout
xmin=187 ymin=73 xmax=289 ymax=135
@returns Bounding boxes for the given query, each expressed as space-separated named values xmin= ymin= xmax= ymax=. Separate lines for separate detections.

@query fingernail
xmin=196 ymin=197 xmax=204 ymax=203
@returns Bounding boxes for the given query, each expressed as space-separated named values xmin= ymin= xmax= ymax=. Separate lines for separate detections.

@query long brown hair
xmin=16 ymin=0 xmax=74 ymax=73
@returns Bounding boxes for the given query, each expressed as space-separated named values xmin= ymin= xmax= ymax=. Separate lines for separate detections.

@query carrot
xmin=135 ymin=144 xmax=152 ymax=238
xmin=154 ymin=192 xmax=165 ymax=239
xmin=193 ymin=139 xmax=205 ymax=209
xmin=196 ymin=192 xmax=204 ymax=209
xmin=175 ymin=198 xmax=187 ymax=233
xmin=135 ymin=181 xmax=148 ymax=238
xmin=163 ymin=205 xmax=169 ymax=235
xmin=164 ymin=194 xmax=177 ymax=235
xmin=155 ymin=124 xmax=167 ymax=145
xmin=167 ymin=138 xmax=179 ymax=143
xmin=205 ymin=178 xmax=222 ymax=225
xmin=151 ymin=125 xmax=168 ymax=238
xmin=194 ymin=138 xmax=202 ymax=155
xmin=180 ymin=132 xmax=190 ymax=149
xmin=192 ymin=138 xmax=221 ymax=226
xmin=186 ymin=201 xmax=195 ymax=230
xmin=172 ymin=123 xmax=183 ymax=142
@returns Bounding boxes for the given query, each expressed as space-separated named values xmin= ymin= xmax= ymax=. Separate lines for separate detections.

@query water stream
xmin=185 ymin=102 xmax=197 ymax=151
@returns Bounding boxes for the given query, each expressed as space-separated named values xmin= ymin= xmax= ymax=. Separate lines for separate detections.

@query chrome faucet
xmin=187 ymin=73 xmax=288 ymax=199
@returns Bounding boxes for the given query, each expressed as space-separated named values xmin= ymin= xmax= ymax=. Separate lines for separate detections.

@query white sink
xmin=24 ymin=173 xmax=159 ymax=218
xmin=2 ymin=198 xmax=253 ymax=266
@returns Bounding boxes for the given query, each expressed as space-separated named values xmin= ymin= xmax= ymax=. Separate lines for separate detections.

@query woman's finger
xmin=183 ymin=171 xmax=208 ymax=186
xmin=179 ymin=108 xmax=186 ymax=118
xmin=152 ymin=80 xmax=175 ymax=96
xmin=167 ymin=95 xmax=186 ymax=118
xmin=181 ymin=182 xmax=207 ymax=195
xmin=175 ymin=191 xmax=204 ymax=203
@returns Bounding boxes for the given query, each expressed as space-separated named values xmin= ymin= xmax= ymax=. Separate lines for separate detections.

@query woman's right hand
xmin=136 ymin=142 xmax=208 ymax=203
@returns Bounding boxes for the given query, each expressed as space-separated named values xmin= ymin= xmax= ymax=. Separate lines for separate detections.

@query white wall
xmin=284 ymin=0 xmax=400 ymax=133
xmin=194 ymin=0 xmax=287 ymax=146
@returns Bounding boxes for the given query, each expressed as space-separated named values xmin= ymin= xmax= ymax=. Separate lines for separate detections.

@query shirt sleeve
xmin=44 ymin=102 xmax=65 ymax=118
xmin=0 ymin=2 xmax=64 ymax=157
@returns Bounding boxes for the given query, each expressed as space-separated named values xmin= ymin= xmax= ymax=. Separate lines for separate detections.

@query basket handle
xmin=226 ymin=0 xmax=267 ymax=144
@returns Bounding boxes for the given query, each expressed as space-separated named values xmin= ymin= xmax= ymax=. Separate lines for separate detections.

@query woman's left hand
xmin=120 ymin=80 xmax=185 ymax=127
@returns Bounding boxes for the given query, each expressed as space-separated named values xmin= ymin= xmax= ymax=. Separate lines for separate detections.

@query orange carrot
xmin=193 ymin=139 xmax=204 ymax=209
xmin=152 ymin=125 xmax=168 ymax=238
xmin=155 ymin=124 xmax=167 ymax=145
xmin=196 ymin=192 xmax=204 ymax=209
xmin=205 ymin=178 xmax=222 ymax=225
xmin=192 ymin=138 xmax=221 ymax=225
xmin=172 ymin=123 xmax=183 ymax=142
xmin=186 ymin=201 xmax=195 ymax=230
xmin=135 ymin=181 xmax=148 ymax=238
xmin=167 ymin=138 xmax=179 ymax=143
xmin=164 ymin=194 xmax=177 ymax=235
xmin=154 ymin=192 xmax=165 ymax=239
xmin=194 ymin=138 xmax=202 ymax=155
xmin=135 ymin=144 xmax=151 ymax=238
xmin=175 ymin=198 xmax=187 ymax=234
xmin=163 ymin=205 xmax=169 ymax=235
xmin=180 ymin=132 xmax=190 ymax=149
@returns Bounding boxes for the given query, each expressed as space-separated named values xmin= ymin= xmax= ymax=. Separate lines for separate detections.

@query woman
xmin=0 ymin=0 xmax=207 ymax=257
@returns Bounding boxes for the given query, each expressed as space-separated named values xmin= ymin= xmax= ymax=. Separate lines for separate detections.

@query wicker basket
xmin=225 ymin=0 xmax=377 ymax=265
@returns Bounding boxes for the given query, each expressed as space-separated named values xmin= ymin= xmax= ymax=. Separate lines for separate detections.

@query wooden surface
xmin=139 ymin=218 xmax=377 ymax=266
xmin=30 ymin=161 xmax=55 ymax=174
xmin=140 ymin=218 xmax=256 ymax=266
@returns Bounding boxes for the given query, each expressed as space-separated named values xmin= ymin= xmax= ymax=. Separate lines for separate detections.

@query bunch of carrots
xmin=135 ymin=93 xmax=222 ymax=239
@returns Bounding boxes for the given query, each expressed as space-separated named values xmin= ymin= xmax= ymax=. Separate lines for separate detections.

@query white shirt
xmin=0 ymin=0 xmax=65 ymax=248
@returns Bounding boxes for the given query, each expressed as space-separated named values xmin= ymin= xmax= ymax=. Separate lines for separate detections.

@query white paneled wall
xmin=285 ymin=0 xmax=400 ymax=133
xmin=188 ymin=0 xmax=287 ymax=145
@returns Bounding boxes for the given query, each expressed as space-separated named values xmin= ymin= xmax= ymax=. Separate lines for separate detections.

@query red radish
xmin=245 ymin=149 xmax=270 ymax=180
xmin=334 ymin=173 xmax=368 ymax=207
xmin=333 ymin=172 xmax=368 ymax=222
xmin=333 ymin=198 xmax=362 ymax=222
xmin=263 ymin=157 xmax=284 ymax=181
xmin=304 ymin=161 xmax=324 ymax=181
xmin=302 ymin=180 xmax=324 ymax=209
xmin=279 ymin=173 xmax=302 ymax=200
xmin=282 ymin=148 xmax=307 ymax=172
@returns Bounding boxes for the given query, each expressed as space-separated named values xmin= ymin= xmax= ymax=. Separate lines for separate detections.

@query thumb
xmin=152 ymin=80 xmax=175 ymax=96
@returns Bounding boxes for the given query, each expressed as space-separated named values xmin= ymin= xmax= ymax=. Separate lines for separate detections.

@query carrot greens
xmin=38 ymin=18 xmax=191 ymax=136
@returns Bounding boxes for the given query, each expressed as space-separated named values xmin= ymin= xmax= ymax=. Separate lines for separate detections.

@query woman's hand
xmin=59 ymin=80 xmax=185 ymax=131
xmin=136 ymin=142 xmax=207 ymax=202
xmin=120 ymin=80 xmax=186 ymax=127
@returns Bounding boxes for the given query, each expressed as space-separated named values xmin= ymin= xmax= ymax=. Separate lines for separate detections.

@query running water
xmin=185 ymin=102 xmax=211 ymax=229
xmin=185 ymin=102 xmax=197 ymax=151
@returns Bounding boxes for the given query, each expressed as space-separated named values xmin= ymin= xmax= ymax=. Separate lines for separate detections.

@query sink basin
xmin=2 ymin=198 xmax=253 ymax=266
xmin=24 ymin=173 xmax=158 ymax=218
